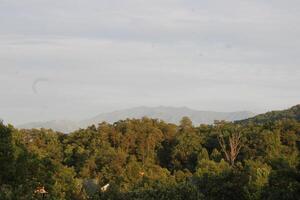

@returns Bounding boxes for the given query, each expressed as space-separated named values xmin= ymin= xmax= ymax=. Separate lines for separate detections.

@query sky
xmin=0 ymin=0 xmax=300 ymax=125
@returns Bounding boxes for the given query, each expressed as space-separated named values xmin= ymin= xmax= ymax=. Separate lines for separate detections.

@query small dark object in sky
xmin=32 ymin=78 xmax=49 ymax=94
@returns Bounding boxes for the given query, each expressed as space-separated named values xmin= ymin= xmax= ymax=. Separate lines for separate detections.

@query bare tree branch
xmin=218 ymin=128 xmax=242 ymax=166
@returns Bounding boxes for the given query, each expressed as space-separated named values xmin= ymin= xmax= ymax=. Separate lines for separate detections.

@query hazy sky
xmin=1 ymin=0 xmax=300 ymax=124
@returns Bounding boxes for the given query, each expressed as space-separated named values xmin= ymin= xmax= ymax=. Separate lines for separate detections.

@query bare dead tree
xmin=218 ymin=128 xmax=242 ymax=166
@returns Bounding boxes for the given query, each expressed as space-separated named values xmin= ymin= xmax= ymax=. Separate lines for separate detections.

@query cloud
xmin=0 ymin=0 xmax=299 ymax=124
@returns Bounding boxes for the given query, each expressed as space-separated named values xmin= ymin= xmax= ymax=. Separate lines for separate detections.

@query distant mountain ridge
xmin=81 ymin=106 xmax=255 ymax=126
xmin=18 ymin=120 xmax=80 ymax=133
xmin=17 ymin=106 xmax=256 ymax=133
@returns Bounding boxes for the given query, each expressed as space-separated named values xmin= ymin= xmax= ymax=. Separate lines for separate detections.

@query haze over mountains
xmin=18 ymin=106 xmax=255 ymax=133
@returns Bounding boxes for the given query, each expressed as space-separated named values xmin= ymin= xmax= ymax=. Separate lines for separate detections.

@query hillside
xmin=237 ymin=104 xmax=300 ymax=124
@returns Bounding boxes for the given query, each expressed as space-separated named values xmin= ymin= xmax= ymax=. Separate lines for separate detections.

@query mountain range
xmin=17 ymin=106 xmax=256 ymax=133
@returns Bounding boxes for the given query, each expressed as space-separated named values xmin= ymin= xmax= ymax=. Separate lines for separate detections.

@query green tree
xmin=172 ymin=117 xmax=202 ymax=171
xmin=0 ymin=122 xmax=15 ymax=184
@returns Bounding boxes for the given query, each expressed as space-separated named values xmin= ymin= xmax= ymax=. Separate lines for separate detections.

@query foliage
xmin=1 ymin=104 xmax=300 ymax=199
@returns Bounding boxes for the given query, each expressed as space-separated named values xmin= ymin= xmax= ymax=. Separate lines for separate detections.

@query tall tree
xmin=217 ymin=125 xmax=243 ymax=166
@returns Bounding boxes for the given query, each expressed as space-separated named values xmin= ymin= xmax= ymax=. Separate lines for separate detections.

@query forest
xmin=1 ymin=105 xmax=300 ymax=200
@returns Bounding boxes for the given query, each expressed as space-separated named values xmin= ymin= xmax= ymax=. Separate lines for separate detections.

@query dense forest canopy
xmin=1 ymin=105 xmax=300 ymax=200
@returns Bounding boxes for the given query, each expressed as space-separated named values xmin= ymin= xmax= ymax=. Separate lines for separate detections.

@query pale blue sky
xmin=0 ymin=0 xmax=300 ymax=124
